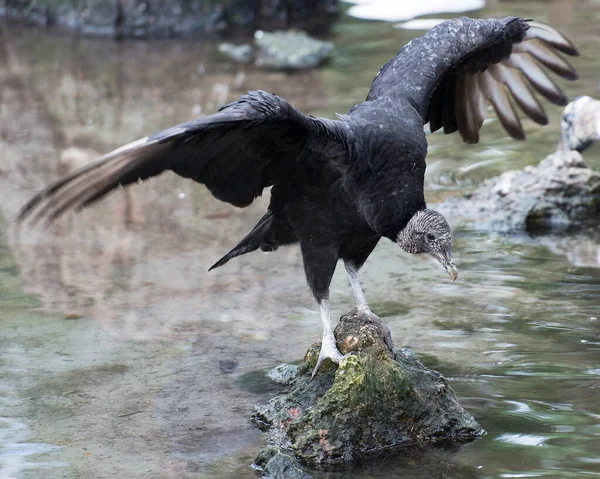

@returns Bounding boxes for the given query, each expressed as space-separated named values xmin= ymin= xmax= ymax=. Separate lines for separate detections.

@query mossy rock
xmin=252 ymin=310 xmax=482 ymax=474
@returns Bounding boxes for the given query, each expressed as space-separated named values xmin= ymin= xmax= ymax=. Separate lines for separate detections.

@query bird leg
xmin=345 ymin=260 xmax=396 ymax=354
xmin=344 ymin=261 xmax=372 ymax=314
xmin=311 ymin=297 xmax=345 ymax=379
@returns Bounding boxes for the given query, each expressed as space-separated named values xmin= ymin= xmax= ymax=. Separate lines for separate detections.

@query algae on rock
xmin=253 ymin=310 xmax=482 ymax=473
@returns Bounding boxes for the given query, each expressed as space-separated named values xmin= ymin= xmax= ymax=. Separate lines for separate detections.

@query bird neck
xmin=396 ymin=226 xmax=419 ymax=254
xmin=396 ymin=211 xmax=426 ymax=254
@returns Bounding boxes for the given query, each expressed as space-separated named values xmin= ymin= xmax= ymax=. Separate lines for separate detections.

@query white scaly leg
xmin=311 ymin=298 xmax=344 ymax=379
xmin=344 ymin=261 xmax=371 ymax=314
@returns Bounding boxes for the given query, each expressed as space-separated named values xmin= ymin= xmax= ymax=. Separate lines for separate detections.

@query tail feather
xmin=209 ymin=211 xmax=273 ymax=271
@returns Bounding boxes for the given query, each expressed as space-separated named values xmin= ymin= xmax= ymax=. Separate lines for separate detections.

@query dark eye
xmin=426 ymin=233 xmax=436 ymax=241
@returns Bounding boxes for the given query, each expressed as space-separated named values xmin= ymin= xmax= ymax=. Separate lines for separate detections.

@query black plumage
xmin=17 ymin=17 xmax=579 ymax=376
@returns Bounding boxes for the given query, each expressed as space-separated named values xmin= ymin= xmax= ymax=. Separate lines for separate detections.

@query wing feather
xmin=525 ymin=21 xmax=579 ymax=56
xmin=505 ymin=53 xmax=568 ymax=105
xmin=367 ymin=17 xmax=578 ymax=144
xmin=488 ymin=63 xmax=548 ymax=125
xmin=429 ymin=82 xmax=446 ymax=133
xmin=442 ymin=73 xmax=458 ymax=134
xmin=17 ymin=91 xmax=349 ymax=225
xmin=455 ymin=71 xmax=471 ymax=141
xmin=478 ymin=72 xmax=524 ymax=140
xmin=512 ymin=38 xmax=578 ymax=80
xmin=445 ymin=19 xmax=579 ymax=141
xmin=470 ymin=73 xmax=488 ymax=134
xmin=460 ymin=72 xmax=486 ymax=143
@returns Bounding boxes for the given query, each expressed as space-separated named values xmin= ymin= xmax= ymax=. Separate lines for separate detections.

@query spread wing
xmin=367 ymin=17 xmax=579 ymax=143
xmin=17 ymin=91 xmax=349 ymax=225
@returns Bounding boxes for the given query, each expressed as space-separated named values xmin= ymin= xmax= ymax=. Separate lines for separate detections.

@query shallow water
xmin=1 ymin=1 xmax=600 ymax=477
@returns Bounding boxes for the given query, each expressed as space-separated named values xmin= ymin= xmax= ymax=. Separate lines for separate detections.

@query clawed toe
xmin=311 ymin=341 xmax=345 ymax=379
xmin=351 ymin=306 xmax=375 ymax=318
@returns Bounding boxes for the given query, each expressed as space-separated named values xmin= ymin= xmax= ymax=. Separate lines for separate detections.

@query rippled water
xmin=1 ymin=1 xmax=599 ymax=477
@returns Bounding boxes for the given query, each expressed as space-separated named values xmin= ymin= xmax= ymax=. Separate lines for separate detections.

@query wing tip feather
xmin=525 ymin=20 xmax=580 ymax=57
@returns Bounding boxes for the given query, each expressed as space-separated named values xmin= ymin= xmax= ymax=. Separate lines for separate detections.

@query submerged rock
xmin=254 ymin=30 xmax=334 ymax=69
xmin=218 ymin=43 xmax=254 ymax=64
xmin=440 ymin=150 xmax=600 ymax=232
xmin=219 ymin=30 xmax=333 ymax=70
xmin=252 ymin=311 xmax=482 ymax=476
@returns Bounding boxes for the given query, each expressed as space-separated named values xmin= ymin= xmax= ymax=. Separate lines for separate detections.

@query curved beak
xmin=435 ymin=251 xmax=458 ymax=281
xmin=446 ymin=262 xmax=458 ymax=281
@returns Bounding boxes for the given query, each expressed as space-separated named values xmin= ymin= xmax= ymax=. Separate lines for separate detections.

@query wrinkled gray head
xmin=396 ymin=209 xmax=457 ymax=281
xmin=559 ymin=96 xmax=600 ymax=152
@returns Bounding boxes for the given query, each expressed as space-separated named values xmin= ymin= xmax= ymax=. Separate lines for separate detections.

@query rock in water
xmin=254 ymin=30 xmax=333 ymax=69
xmin=252 ymin=311 xmax=482 ymax=475
xmin=218 ymin=43 xmax=254 ymax=64
xmin=219 ymin=30 xmax=333 ymax=70
xmin=440 ymin=150 xmax=600 ymax=232
xmin=1 ymin=0 xmax=339 ymax=38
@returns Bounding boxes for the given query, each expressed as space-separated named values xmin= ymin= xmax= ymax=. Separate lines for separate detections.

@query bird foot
xmin=350 ymin=306 xmax=376 ymax=319
xmin=311 ymin=336 xmax=346 ymax=380
xmin=349 ymin=307 xmax=396 ymax=352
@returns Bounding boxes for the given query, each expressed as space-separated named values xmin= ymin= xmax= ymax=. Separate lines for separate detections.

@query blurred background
xmin=1 ymin=1 xmax=599 ymax=478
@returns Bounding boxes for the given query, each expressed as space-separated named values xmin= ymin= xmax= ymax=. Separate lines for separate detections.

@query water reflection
xmin=2 ymin=23 xmax=326 ymax=342
xmin=317 ymin=440 xmax=481 ymax=478
xmin=1 ymin=1 xmax=600 ymax=478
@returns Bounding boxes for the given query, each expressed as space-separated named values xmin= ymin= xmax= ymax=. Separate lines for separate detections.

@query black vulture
xmin=17 ymin=17 xmax=579 ymax=377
